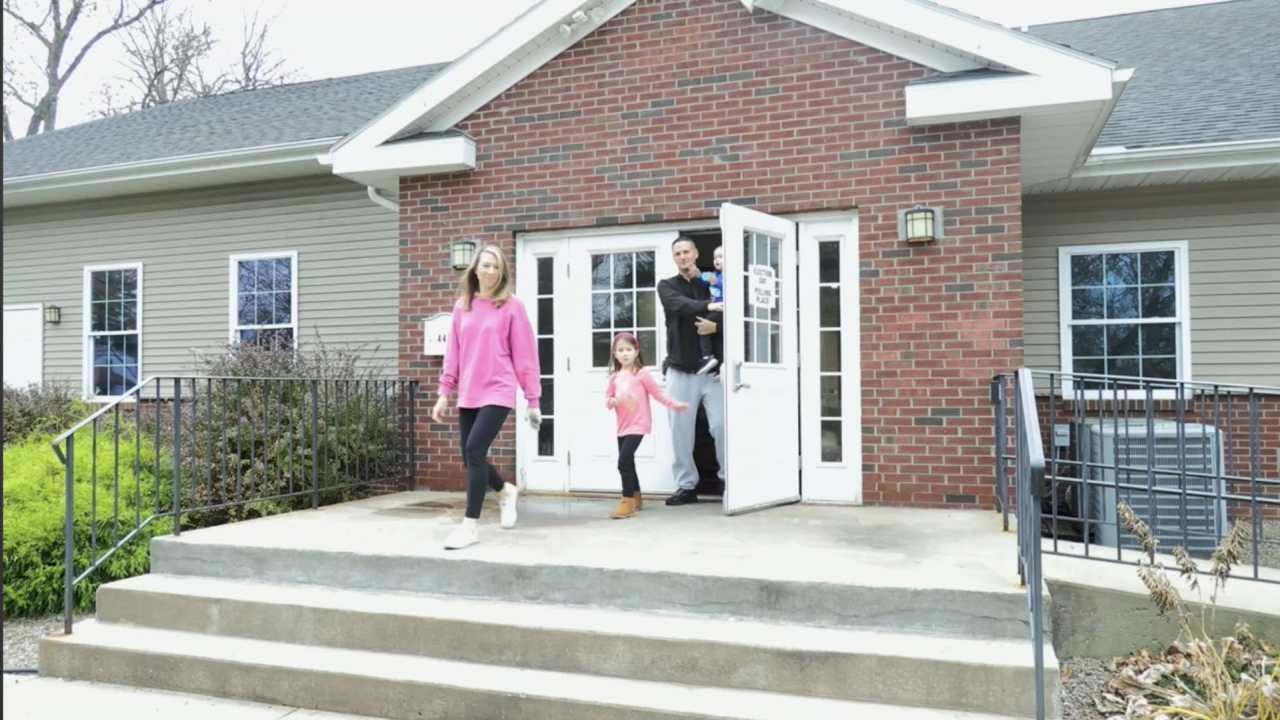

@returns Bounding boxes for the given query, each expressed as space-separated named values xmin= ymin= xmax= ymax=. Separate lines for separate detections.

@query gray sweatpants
xmin=665 ymin=368 xmax=726 ymax=491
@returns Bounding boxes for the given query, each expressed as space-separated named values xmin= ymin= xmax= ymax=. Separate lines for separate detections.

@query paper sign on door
xmin=748 ymin=265 xmax=776 ymax=309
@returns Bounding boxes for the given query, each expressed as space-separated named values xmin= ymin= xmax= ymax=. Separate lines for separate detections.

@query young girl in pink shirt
xmin=604 ymin=333 xmax=688 ymax=519
xmin=432 ymin=245 xmax=542 ymax=550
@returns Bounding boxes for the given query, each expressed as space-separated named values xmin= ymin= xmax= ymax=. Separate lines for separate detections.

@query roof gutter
xmin=366 ymin=185 xmax=399 ymax=212
xmin=1074 ymin=136 xmax=1280 ymax=177
xmin=3 ymin=137 xmax=339 ymax=207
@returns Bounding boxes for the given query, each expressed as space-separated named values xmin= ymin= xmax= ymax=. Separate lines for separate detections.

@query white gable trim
xmin=330 ymin=0 xmax=1117 ymax=180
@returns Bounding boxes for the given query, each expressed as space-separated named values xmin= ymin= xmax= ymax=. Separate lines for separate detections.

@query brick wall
xmin=399 ymin=0 xmax=1023 ymax=508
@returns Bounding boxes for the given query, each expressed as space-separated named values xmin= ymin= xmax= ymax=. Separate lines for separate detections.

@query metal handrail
xmin=50 ymin=375 xmax=418 ymax=636
xmin=1013 ymin=368 xmax=1048 ymax=720
xmin=994 ymin=368 xmax=1280 ymax=720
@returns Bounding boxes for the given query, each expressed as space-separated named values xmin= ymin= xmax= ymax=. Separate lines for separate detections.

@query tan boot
xmin=634 ymin=491 xmax=644 ymax=510
xmin=609 ymin=497 xmax=637 ymax=519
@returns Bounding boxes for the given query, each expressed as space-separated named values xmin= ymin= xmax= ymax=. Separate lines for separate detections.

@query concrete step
xmin=96 ymin=574 xmax=1059 ymax=717
xmin=40 ymin=620 xmax=1038 ymax=720
xmin=149 ymin=532 xmax=1038 ymax=640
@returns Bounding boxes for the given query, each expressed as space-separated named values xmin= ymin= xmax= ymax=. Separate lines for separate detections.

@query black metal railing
xmin=993 ymin=370 xmax=1280 ymax=583
xmin=994 ymin=369 xmax=1280 ymax=720
xmin=50 ymin=375 xmax=418 ymax=634
xmin=1010 ymin=368 xmax=1048 ymax=720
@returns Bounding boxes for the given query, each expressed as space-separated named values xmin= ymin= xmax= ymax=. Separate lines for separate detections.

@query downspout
xmin=366 ymin=185 xmax=399 ymax=212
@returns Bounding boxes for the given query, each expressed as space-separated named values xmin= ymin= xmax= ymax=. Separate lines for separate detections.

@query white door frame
xmin=516 ymin=212 xmax=863 ymax=506
xmin=798 ymin=216 xmax=862 ymax=504
xmin=3 ymin=303 xmax=44 ymax=389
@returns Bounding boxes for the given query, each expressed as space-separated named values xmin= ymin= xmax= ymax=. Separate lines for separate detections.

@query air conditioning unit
xmin=1074 ymin=420 xmax=1226 ymax=557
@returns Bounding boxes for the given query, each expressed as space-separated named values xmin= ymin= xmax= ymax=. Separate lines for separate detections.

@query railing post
xmin=311 ymin=379 xmax=320 ymax=510
xmin=63 ymin=434 xmax=75 ymax=635
xmin=172 ymin=378 xmax=182 ymax=537
xmin=407 ymin=381 xmax=418 ymax=491
xmin=991 ymin=376 xmax=1008 ymax=531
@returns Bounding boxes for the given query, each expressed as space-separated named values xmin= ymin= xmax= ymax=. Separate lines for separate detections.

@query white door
xmin=3 ymin=304 xmax=44 ymax=389
xmin=516 ymin=233 xmax=679 ymax=494
xmin=567 ymin=232 xmax=679 ymax=492
xmin=720 ymin=204 xmax=800 ymax=514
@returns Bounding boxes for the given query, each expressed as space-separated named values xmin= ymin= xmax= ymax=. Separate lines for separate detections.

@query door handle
xmin=732 ymin=360 xmax=750 ymax=392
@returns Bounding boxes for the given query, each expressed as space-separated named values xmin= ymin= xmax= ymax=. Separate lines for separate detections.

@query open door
xmin=720 ymin=203 xmax=800 ymax=515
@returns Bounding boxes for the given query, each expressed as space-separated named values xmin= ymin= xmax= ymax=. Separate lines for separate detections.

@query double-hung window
xmin=84 ymin=264 xmax=142 ymax=399
xmin=1058 ymin=241 xmax=1191 ymax=392
xmin=230 ymin=252 xmax=297 ymax=348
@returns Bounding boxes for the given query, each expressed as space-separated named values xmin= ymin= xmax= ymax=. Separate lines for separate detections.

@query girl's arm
xmin=508 ymin=296 xmax=541 ymax=409
xmin=605 ymin=373 xmax=617 ymax=408
xmin=638 ymin=368 xmax=686 ymax=410
xmin=438 ymin=308 xmax=462 ymax=399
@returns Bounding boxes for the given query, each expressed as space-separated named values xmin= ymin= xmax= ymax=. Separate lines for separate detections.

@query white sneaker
xmin=499 ymin=483 xmax=519 ymax=529
xmin=443 ymin=524 xmax=479 ymax=550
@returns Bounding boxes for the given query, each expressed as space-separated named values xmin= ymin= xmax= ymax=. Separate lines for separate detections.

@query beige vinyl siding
xmin=1023 ymin=179 xmax=1280 ymax=386
xmin=2 ymin=175 xmax=400 ymax=392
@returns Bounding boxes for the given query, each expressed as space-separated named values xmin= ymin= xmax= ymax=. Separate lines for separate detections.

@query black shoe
xmin=695 ymin=357 xmax=719 ymax=376
xmin=665 ymin=488 xmax=699 ymax=506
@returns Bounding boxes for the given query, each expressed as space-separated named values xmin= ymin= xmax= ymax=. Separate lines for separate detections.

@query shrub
xmin=1099 ymin=503 xmax=1280 ymax=719
xmin=3 ymin=381 xmax=89 ymax=446
xmin=3 ymin=428 xmax=173 ymax=619
xmin=177 ymin=338 xmax=404 ymax=527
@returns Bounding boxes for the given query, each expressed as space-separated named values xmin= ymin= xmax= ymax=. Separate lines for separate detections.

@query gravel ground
xmin=1241 ymin=519 xmax=1280 ymax=571
xmin=3 ymin=613 xmax=91 ymax=671
xmin=1060 ymin=657 xmax=1112 ymax=720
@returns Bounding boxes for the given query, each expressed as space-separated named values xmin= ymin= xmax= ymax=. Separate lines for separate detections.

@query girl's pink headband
xmin=611 ymin=332 xmax=639 ymax=352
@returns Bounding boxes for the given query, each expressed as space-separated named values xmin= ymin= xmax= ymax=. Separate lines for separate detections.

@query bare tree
xmin=96 ymin=8 xmax=295 ymax=118
xmin=230 ymin=11 xmax=294 ymax=92
xmin=2 ymin=0 xmax=167 ymax=140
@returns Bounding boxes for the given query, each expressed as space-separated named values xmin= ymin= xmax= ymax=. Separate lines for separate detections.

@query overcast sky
xmin=4 ymin=0 xmax=1233 ymax=133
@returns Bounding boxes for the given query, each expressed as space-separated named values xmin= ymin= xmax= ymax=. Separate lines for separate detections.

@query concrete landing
xmin=158 ymin=492 xmax=1022 ymax=592
xmin=149 ymin=492 xmax=1032 ymax=638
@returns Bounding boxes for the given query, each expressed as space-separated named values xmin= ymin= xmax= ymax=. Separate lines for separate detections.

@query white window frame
xmin=799 ymin=216 xmax=862 ymax=504
xmin=228 ymin=251 xmax=299 ymax=346
xmin=82 ymin=262 xmax=144 ymax=402
xmin=1057 ymin=240 xmax=1192 ymax=399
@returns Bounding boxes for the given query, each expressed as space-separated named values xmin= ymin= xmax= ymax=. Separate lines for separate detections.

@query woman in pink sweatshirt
xmin=604 ymin=333 xmax=688 ymax=519
xmin=432 ymin=245 xmax=541 ymax=550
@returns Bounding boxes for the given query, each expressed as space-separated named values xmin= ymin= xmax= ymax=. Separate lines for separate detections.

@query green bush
xmin=178 ymin=338 xmax=402 ymax=527
xmin=2 ymin=427 xmax=173 ymax=619
xmin=3 ymin=381 xmax=89 ymax=446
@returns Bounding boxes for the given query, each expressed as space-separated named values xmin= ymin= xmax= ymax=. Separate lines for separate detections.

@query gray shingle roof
xmin=1030 ymin=0 xmax=1280 ymax=149
xmin=3 ymin=63 xmax=447 ymax=179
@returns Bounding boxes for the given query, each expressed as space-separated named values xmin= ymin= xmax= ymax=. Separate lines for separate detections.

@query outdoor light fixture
xmin=43 ymin=305 xmax=61 ymax=324
xmin=451 ymin=238 xmax=477 ymax=271
xmin=560 ymin=7 xmax=600 ymax=38
xmin=902 ymin=206 xmax=940 ymax=244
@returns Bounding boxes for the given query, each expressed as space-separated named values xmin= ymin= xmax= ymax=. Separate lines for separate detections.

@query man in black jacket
xmin=656 ymin=236 xmax=725 ymax=506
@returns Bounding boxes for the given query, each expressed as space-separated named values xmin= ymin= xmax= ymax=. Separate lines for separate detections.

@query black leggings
xmin=459 ymin=406 xmax=510 ymax=519
xmin=617 ymin=434 xmax=644 ymax=498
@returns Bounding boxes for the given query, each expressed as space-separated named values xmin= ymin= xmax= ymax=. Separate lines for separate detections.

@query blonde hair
xmin=458 ymin=245 xmax=513 ymax=311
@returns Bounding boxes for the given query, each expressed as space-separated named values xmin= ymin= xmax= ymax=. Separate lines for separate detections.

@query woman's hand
xmin=432 ymin=396 xmax=449 ymax=424
xmin=527 ymin=408 xmax=542 ymax=430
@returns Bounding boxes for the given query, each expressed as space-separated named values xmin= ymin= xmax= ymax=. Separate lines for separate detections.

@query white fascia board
xmin=904 ymin=70 xmax=1113 ymax=125
xmin=331 ymin=133 xmax=477 ymax=179
xmin=331 ymin=0 xmax=627 ymax=162
xmin=816 ymin=0 xmax=1114 ymax=77
xmin=2 ymin=138 xmax=335 ymax=207
xmin=1074 ymin=137 xmax=1280 ymax=177
xmin=768 ymin=0 xmax=980 ymax=73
